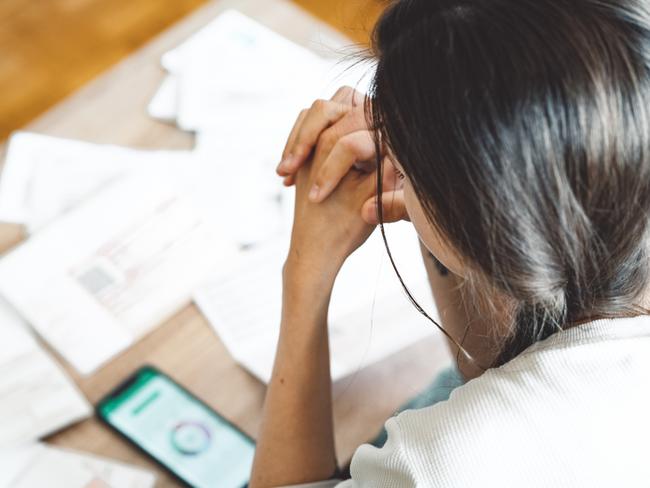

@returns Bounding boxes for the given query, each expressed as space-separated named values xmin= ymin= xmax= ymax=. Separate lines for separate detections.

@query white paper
xmin=0 ymin=443 xmax=155 ymax=488
xmin=146 ymin=8 xmax=375 ymax=246
xmin=147 ymin=75 xmax=179 ymax=121
xmin=173 ymin=48 xmax=373 ymax=135
xmin=0 ymin=132 xmax=190 ymax=233
xmin=194 ymin=221 xmax=439 ymax=383
xmin=156 ymin=9 xmax=373 ymax=132
xmin=0 ymin=173 xmax=236 ymax=374
xmin=163 ymin=10 xmax=322 ymax=90
xmin=141 ymin=10 xmax=375 ymax=249
xmin=191 ymin=124 xmax=292 ymax=246
xmin=0 ymin=301 xmax=91 ymax=447
xmin=0 ymin=132 xmax=291 ymax=248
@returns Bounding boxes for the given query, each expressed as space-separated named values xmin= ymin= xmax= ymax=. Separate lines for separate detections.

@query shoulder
xmin=346 ymin=363 xmax=544 ymax=487
xmin=385 ymin=317 xmax=650 ymax=486
xmin=390 ymin=365 xmax=539 ymax=486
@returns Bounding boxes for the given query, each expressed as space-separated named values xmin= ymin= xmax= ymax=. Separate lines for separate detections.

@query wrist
xmin=283 ymin=247 xmax=344 ymax=289
xmin=281 ymin=251 xmax=342 ymax=314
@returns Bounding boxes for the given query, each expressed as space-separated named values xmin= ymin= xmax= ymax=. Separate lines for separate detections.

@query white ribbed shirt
xmin=284 ymin=316 xmax=650 ymax=487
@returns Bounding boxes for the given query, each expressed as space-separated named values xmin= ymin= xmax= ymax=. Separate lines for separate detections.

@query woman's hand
xmin=277 ymin=86 xmax=409 ymax=226
xmin=286 ymin=155 xmax=377 ymax=286
xmin=277 ymin=86 xmax=365 ymax=183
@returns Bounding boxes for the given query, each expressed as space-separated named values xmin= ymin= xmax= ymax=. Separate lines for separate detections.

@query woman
xmin=250 ymin=0 xmax=650 ymax=486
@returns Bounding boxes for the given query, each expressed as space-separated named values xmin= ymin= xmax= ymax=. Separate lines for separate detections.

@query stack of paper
xmin=194 ymin=222 xmax=439 ymax=383
xmin=0 ymin=132 xmax=190 ymax=233
xmin=0 ymin=129 xmax=293 ymax=249
xmin=0 ymin=300 xmax=91 ymax=446
xmin=0 ymin=194 xmax=155 ymax=482
xmin=0 ymin=444 xmax=155 ymax=488
xmin=149 ymin=9 xmax=374 ymax=246
xmin=0 ymin=173 xmax=236 ymax=375
xmin=149 ymin=9 xmax=373 ymax=134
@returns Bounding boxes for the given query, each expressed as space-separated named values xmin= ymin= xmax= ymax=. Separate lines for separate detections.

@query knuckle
xmin=319 ymin=128 xmax=339 ymax=151
xmin=297 ymin=139 xmax=314 ymax=155
xmin=292 ymin=139 xmax=308 ymax=157
xmin=292 ymin=131 xmax=304 ymax=148
xmin=311 ymin=98 xmax=327 ymax=112
xmin=338 ymin=133 xmax=358 ymax=153
xmin=333 ymin=86 xmax=347 ymax=97
xmin=334 ymin=85 xmax=354 ymax=99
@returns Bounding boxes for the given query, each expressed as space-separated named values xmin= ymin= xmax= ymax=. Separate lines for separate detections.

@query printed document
xmin=0 ymin=443 xmax=155 ymax=488
xmin=145 ymin=9 xmax=375 ymax=246
xmin=0 ymin=173 xmax=235 ymax=374
xmin=151 ymin=9 xmax=374 ymax=132
xmin=0 ymin=301 xmax=90 ymax=446
xmin=0 ymin=132 xmax=189 ymax=233
xmin=194 ymin=222 xmax=439 ymax=383
xmin=0 ymin=131 xmax=290 ymax=248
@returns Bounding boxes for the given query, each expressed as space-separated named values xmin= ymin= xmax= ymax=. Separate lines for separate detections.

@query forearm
xmin=250 ymin=260 xmax=338 ymax=487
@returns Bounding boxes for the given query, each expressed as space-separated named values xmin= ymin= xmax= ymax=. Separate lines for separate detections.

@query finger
xmin=289 ymin=100 xmax=350 ymax=168
xmin=331 ymin=85 xmax=367 ymax=108
xmin=313 ymin=106 xmax=371 ymax=165
xmin=361 ymin=190 xmax=410 ymax=225
xmin=331 ymin=85 xmax=355 ymax=105
xmin=309 ymin=130 xmax=376 ymax=203
xmin=279 ymin=100 xmax=350 ymax=175
xmin=278 ymin=109 xmax=308 ymax=176
xmin=283 ymin=174 xmax=296 ymax=187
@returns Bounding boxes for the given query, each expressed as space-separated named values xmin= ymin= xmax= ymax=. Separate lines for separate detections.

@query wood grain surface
xmin=0 ymin=1 xmax=450 ymax=486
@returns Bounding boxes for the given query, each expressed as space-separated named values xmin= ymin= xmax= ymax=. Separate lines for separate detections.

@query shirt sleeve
xmin=278 ymin=416 xmax=416 ymax=488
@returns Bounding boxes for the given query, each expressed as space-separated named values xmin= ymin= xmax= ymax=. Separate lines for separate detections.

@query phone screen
xmin=97 ymin=367 xmax=254 ymax=488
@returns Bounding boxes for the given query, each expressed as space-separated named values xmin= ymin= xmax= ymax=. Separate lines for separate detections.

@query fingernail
xmin=309 ymin=184 xmax=320 ymax=201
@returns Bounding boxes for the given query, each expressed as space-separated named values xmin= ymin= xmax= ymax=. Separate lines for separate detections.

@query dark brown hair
xmin=370 ymin=0 xmax=650 ymax=365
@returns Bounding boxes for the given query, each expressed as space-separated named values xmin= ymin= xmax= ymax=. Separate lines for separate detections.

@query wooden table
xmin=0 ymin=1 xmax=451 ymax=485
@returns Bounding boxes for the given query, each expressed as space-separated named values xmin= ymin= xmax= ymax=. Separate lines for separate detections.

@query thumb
xmin=361 ymin=190 xmax=410 ymax=225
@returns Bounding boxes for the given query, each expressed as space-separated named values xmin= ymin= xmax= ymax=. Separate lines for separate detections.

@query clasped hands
xmin=278 ymin=86 xmax=409 ymax=285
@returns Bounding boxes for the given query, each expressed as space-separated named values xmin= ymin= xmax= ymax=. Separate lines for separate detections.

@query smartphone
xmin=96 ymin=365 xmax=255 ymax=488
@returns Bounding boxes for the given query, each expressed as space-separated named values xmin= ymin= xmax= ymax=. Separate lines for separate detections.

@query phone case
xmin=95 ymin=364 xmax=254 ymax=488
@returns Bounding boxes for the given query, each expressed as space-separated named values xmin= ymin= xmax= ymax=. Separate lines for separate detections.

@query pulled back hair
xmin=370 ymin=0 xmax=650 ymax=365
